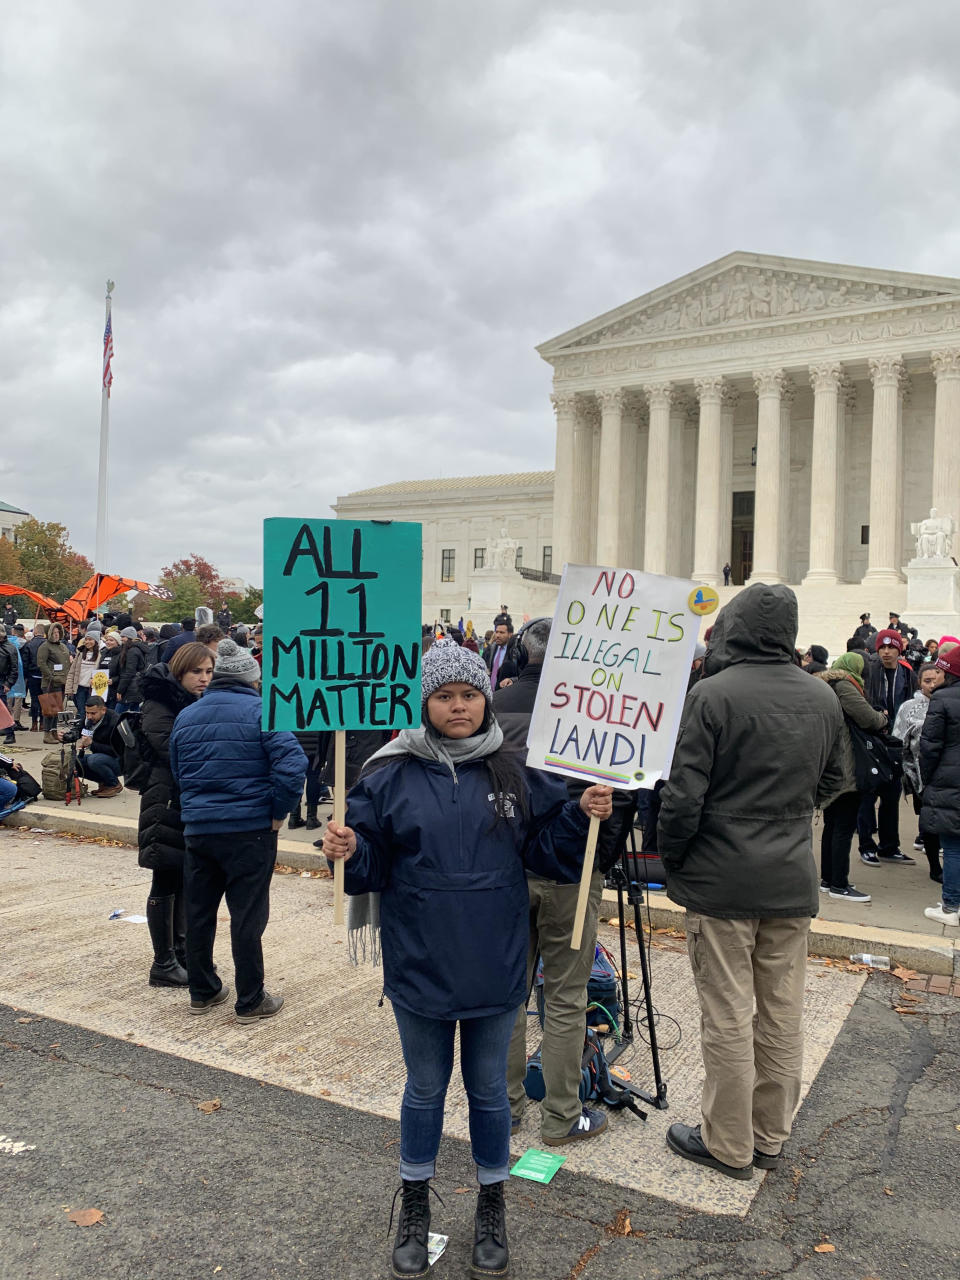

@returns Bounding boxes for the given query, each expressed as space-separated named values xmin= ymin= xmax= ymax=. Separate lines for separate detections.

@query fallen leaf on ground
xmin=891 ymin=966 xmax=918 ymax=981
xmin=883 ymin=1187 xmax=894 ymax=1196
xmin=197 ymin=1099 xmax=221 ymax=1114
xmin=16 ymin=1017 xmax=33 ymax=1024
xmin=813 ymin=1242 xmax=836 ymax=1253
xmin=67 ymin=1208 xmax=104 ymax=1227
xmin=608 ymin=1209 xmax=632 ymax=1236
xmin=453 ymin=1187 xmax=471 ymax=1194
xmin=213 ymin=1268 xmax=223 ymax=1274
xmin=893 ymin=1007 xmax=918 ymax=1015
xmin=900 ymin=993 xmax=923 ymax=1003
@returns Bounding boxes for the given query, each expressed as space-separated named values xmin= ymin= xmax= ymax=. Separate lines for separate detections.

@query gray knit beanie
xmin=420 ymin=637 xmax=492 ymax=707
xmin=214 ymin=637 xmax=261 ymax=684
xmin=120 ymin=626 xmax=138 ymax=640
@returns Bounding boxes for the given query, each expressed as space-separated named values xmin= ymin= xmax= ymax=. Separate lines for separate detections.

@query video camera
xmin=56 ymin=707 xmax=82 ymax=745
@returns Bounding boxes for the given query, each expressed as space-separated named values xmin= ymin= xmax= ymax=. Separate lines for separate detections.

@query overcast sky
xmin=2 ymin=1 xmax=958 ymax=587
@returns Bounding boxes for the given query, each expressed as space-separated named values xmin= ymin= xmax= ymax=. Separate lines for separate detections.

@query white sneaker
xmin=923 ymin=904 xmax=960 ymax=927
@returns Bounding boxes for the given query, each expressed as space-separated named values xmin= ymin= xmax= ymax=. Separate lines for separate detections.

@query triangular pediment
xmin=537 ymin=252 xmax=960 ymax=355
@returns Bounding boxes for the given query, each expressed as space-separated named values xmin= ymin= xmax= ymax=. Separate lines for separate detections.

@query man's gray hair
xmin=522 ymin=617 xmax=552 ymax=665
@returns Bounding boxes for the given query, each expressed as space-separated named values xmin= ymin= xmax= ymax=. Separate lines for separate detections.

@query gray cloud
xmin=2 ymin=0 xmax=959 ymax=586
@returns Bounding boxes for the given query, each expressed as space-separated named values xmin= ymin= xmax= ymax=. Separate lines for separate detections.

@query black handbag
xmin=846 ymin=717 xmax=902 ymax=792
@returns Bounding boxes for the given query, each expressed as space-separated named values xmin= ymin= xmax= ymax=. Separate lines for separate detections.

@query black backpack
xmin=846 ymin=718 xmax=903 ymax=792
xmin=116 ymin=711 xmax=155 ymax=793
xmin=523 ymin=1028 xmax=646 ymax=1119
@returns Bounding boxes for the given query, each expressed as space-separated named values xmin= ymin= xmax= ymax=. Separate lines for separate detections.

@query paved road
xmin=2 ymin=978 xmax=957 ymax=1280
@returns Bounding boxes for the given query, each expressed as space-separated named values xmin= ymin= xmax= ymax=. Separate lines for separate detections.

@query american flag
xmin=102 ymin=311 xmax=114 ymax=396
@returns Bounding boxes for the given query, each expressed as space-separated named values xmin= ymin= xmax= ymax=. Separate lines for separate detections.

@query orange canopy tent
xmin=0 ymin=573 xmax=153 ymax=623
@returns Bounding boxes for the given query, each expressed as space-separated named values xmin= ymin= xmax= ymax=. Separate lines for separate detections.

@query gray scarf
xmin=346 ymin=720 xmax=504 ymax=965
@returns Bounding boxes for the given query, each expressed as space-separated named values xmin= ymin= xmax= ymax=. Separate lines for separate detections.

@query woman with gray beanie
xmin=323 ymin=639 xmax=612 ymax=1280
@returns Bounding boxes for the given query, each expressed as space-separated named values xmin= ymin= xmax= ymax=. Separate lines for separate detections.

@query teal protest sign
xmin=261 ymin=519 xmax=422 ymax=732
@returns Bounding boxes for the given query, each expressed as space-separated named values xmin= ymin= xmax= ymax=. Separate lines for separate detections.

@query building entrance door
xmin=731 ymin=491 xmax=755 ymax=585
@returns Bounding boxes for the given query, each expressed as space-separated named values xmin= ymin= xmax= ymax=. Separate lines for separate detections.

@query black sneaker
xmin=389 ymin=1180 xmax=431 ymax=1279
xmin=236 ymin=992 xmax=284 ymax=1023
xmin=878 ymin=850 xmax=916 ymax=865
xmin=189 ymin=984 xmax=230 ymax=1015
xmin=472 ymin=1181 xmax=509 ymax=1279
xmin=753 ymin=1146 xmax=782 ymax=1170
xmin=828 ymin=884 xmax=871 ymax=902
xmin=542 ymin=1106 xmax=608 ymax=1145
xmin=819 ymin=880 xmax=830 ymax=894
xmin=859 ymin=849 xmax=881 ymax=866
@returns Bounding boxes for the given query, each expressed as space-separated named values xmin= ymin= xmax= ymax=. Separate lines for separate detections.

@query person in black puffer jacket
xmin=137 ymin=643 xmax=214 ymax=987
xmin=918 ymin=646 xmax=960 ymax=927
xmin=117 ymin=628 xmax=150 ymax=711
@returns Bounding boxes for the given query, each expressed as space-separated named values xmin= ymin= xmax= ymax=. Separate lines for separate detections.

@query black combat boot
xmin=146 ymin=895 xmax=189 ymax=987
xmin=304 ymin=803 xmax=320 ymax=830
xmin=389 ymin=1179 xmax=431 ymax=1278
xmin=287 ymin=804 xmax=305 ymax=829
xmin=472 ymin=1181 xmax=509 ymax=1277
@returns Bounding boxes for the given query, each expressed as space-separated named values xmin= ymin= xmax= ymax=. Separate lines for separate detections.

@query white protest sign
xmin=526 ymin=564 xmax=707 ymax=791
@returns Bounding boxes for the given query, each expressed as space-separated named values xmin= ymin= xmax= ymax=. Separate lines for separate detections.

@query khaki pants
xmin=506 ymin=871 xmax=604 ymax=1142
xmin=685 ymin=911 xmax=810 ymax=1168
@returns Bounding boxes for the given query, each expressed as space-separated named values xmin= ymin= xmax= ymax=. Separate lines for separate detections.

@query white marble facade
xmin=333 ymin=473 xmax=555 ymax=625
xmin=540 ymin=251 xmax=960 ymax=596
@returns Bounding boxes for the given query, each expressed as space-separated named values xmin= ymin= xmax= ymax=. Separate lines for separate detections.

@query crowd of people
xmin=4 ymin=589 xmax=960 ymax=1278
xmin=792 ymin=608 xmax=958 ymax=923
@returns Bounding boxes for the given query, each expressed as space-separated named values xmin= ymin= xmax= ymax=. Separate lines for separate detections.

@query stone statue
xmin=487 ymin=527 xmax=520 ymax=573
xmin=911 ymin=508 xmax=955 ymax=561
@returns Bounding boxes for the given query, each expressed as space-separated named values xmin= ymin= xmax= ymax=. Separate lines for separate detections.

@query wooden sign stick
xmin=333 ymin=729 xmax=346 ymax=926
xmin=570 ymin=815 xmax=600 ymax=950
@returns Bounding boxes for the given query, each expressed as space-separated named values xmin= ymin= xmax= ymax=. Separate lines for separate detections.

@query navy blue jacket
xmin=170 ymin=677 xmax=307 ymax=836
xmin=344 ymin=757 xmax=590 ymax=1019
xmin=161 ymin=629 xmax=198 ymax=664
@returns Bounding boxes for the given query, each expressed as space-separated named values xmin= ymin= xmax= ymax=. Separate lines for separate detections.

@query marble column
xmin=778 ymin=379 xmax=795 ymax=580
xmin=803 ymin=363 xmax=843 ymax=584
xmin=595 ymin=388 xmax=625 ymax=565
xmin=692 ymin=375 xmax=725 ymax=586
xmin=588 ymin=406 xmax=601 ymax=561
xmin=550 ymin=391 xmax=577 ymax=572
xmin=932 ymin=349 xmax=960 ymax=519
xmin=863 ymin=354 xmax=905 ymax=584
xmin=617 ymin=396 xmax=644 ymax=567
xmin=642 ymin=383 xmax=674 ymax=574
xmin=718 ymin=386 xmax=738 ymax=575
xmin=750 ymin=368 xmax=786 ymax=583
xmin=570 ymin=397 xmax=594 ymax=565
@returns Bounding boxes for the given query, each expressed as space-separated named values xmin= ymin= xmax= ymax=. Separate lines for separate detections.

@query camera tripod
xmin=602 ymin=827 xmax=668 ymax=1111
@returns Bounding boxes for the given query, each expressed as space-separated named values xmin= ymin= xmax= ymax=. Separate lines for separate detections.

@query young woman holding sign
xmin=323 ymin=639 xmax=611 ymax=1280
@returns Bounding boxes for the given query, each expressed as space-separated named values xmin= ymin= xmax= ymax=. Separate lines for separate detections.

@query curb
xmin=6 ymin=805 xmax=958 ymax=978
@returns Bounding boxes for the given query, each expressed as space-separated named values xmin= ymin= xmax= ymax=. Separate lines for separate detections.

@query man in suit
xmin=482 ymin=615 xmax=518 ymax=690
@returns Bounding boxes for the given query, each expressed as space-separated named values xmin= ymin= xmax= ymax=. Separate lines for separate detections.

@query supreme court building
xmin=537 ymin=251 xmax=960 ymax=645
xmin=337 ymin=253 xmax=960 ymax=648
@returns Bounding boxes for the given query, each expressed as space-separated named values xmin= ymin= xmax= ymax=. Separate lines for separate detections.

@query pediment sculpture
xmin=571 ymin=269 xmax=948 ymax=347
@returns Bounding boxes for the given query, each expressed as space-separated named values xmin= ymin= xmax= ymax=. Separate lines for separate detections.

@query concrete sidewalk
xmin=0 ymin=828 xmax=868 ymax=1219
xmin=4 ymin=725 xmax=957 ymax=974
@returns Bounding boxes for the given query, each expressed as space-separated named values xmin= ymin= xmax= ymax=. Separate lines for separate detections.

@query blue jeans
xmin=392 ymin=1004 xmax=517 ymax=1185
xmin=73 ymin=686 xmax=90 ymax=724
xmin=0 ymin=776 xmax=17 ymax=807
xmin=78 ymin=752 xmax=120 ymax=788
xmin=939 ymin=834 xmax=960 ymax=911
xmin=115 ymin=700 xmax=141 ymax=715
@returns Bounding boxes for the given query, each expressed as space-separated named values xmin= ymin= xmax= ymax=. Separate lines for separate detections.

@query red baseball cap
xmin=875 ymin=630 xmax=904 ymax=653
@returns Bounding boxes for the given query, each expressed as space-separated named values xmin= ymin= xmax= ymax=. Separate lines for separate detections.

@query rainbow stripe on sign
xmin=544 ymin=756 xmax=633 ymax=784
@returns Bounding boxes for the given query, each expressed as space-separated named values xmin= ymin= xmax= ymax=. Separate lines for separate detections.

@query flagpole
xmin=94 ymin=280 xmax=115 ymax=579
